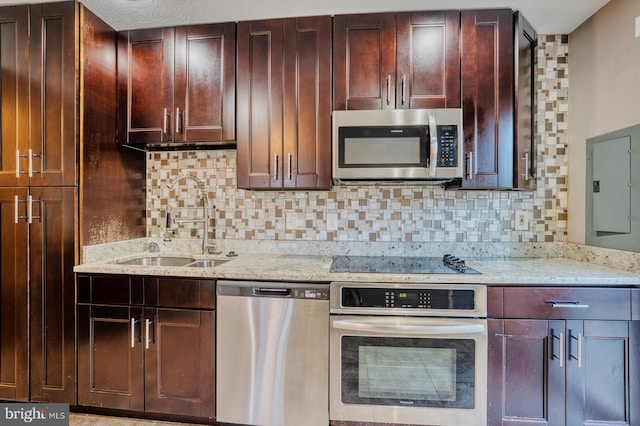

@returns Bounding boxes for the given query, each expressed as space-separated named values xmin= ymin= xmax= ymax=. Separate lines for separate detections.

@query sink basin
xmin=186 ymin=259 xmax=229 ymax=268
xmin=117 ymin=256 xmax=196 ymax=267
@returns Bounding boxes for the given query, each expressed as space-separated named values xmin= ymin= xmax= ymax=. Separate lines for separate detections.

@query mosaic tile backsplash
xmin=146 ymin=36 xmax=569 ymax=246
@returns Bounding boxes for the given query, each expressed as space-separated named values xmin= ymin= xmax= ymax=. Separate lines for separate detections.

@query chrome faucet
xmin=167 ymin=173 xmax=216 ymax=255
xmin=173 ymin=193 xmax=217 ymax=254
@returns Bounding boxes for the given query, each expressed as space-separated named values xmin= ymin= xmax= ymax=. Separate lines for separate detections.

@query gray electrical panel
xmin=586 ymin=124 xmax=639 ymax=252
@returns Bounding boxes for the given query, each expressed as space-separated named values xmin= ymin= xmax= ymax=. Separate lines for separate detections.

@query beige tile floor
xmin=69 ymin=413 xmax=202 ymax=425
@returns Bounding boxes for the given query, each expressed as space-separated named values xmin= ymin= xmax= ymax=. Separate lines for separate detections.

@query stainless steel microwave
xmin=332 ymin=109 xmax=463 ymax=183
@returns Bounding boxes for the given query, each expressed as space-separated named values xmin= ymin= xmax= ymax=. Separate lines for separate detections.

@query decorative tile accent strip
xmin=145 ymin=36 xmax=569 ymax=246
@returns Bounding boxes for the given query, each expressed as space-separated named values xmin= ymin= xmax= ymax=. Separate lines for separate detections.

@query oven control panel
xmin=341 ymin=287 xmax=475 ymax=310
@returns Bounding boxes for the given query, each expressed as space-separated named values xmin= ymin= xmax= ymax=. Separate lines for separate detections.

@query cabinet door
xmin=461 ymin=10 xmax=514 ymax=189
xmin=236 ymin=20 xmax=284 ymax=189
xmin=396 ymin=11 xmax=460 ymax=109
xmin=0 ymin=6 xmax=29 ymax=187
xmin=118 ymin=28 xmax=175 ymax=144
xmin=77 ymin=305 xmax=144 ymax=411
xmin=174 ymin=23 xmax=235 ymax=142
xmin=29 ymin=187 xmax=76 ymax=403
xmin=566 ymin=320 xmax=637 ymax=426
xmin=515 ymin=13 xmax=537 ymax=189
xmin=0 ymin=188 xmax=29 ymax=401
xmin=488 ymin=319 xmax=565 ymax=425
xmin=283 ymin=16 xmax=332 ymax=189
xmin=333 ymin=13 xmax=396 ymax=110
xmin=29 ymin=2 xmax=77 ymax=187
xmin=144 ymin=308 xmax=215 ymax=419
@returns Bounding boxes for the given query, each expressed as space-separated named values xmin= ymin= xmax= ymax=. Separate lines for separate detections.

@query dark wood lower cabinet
xmin=0 ymin=188 xmax=29 ymax=401
xmin=489 ymin=318 xmax=640 ymax=425
xmin=77 ymin=305 xmax=144 ymax=411
xmin=0 ymin=187 xmax=75 ymax=403
xmin=77 ymin=275 xmax=215 ymax=420
xmin=145 ymin=308 xmax=215 ymax=417
xmin=29 ymin=187 xmax=76 ymax=403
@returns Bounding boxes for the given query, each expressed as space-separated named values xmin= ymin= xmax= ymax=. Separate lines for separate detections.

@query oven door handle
xmin=332 ymin=319 xmax=485 ymax=335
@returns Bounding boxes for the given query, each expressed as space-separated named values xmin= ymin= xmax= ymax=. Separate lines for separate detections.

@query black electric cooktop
xmin=330 ymin=254 xmax=480 ymax=274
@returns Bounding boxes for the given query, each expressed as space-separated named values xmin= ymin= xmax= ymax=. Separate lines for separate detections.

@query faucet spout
xmin=172 ymin=194 xmax=217 ymax=254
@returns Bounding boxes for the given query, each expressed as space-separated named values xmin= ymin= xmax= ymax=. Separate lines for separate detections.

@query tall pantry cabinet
xmin=0 ymin=1 xmax=144 ymax=404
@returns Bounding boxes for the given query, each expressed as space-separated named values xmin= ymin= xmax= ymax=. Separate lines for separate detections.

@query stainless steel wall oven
xmin=329 ymin=282 xmax=488 ymax=426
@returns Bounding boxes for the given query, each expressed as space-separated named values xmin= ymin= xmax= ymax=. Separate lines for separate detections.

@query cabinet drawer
xmin=144 ymin=278 xmax=215 ymax=309
xmin=77 ymin=274 xmax=143 ymax=305
xmin=503 ymin=287 xmax=631 ymax=320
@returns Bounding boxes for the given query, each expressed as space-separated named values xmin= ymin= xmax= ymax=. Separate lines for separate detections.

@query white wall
xmin=568 ymin=0 xmax=640 ymax=243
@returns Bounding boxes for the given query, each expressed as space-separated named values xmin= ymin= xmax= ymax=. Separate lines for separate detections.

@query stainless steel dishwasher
xmin=216 ymin=280 xmax=329 ymax=426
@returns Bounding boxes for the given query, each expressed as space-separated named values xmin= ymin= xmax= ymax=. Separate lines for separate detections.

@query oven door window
xmin=341 ymin=336 xmax=475 ymax=408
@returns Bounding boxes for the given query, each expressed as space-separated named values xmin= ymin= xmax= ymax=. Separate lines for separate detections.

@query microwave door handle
xmin=428 ymin=113 xmax=438 ymax=177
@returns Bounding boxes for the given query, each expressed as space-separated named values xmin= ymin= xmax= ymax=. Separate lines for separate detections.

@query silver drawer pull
xmin=546 ymin=300 xmax=589 ymax=308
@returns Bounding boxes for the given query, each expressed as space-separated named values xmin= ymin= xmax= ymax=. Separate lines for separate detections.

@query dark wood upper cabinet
xmin=174 ymin=24 xmax=236 ymax=142
xmin=237 ymin=16 xmax=331 ymax=190
xmin=236 ymin=19 xmax=283 ymax=189
xmin=29 ymin=2 xmax=77 ymax=187
xmin=333 ymin=11 xmax=460 ymax=111
xmin=333 ymin=13 xmax=396 ymax=111
xmin=461 ymin=10 xmax=536 ymax=189
xmin=396 ymin=11 xmax=460 ymax=109
xmin=0 ymin=3 xmax=76 ymax=188
xmin=118 ymin=22 xmax=236 ymax=146
xmin=118 ymin=28 xmax=175 ymax=145
xmin=283 ymin=16 xmax=332 ymax=189
xmin=0 ymin=6 xmax=29 ymax=188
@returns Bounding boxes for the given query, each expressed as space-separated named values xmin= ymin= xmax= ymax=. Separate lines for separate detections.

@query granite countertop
xmin=74 ymin=250 xmax=640 ymax=286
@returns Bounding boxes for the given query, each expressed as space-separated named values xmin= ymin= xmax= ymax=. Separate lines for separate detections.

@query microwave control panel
xmin=436 ymin=125 xmax=459 ymax=168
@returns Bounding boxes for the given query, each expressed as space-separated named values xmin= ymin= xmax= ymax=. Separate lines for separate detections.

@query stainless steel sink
xmin=117 ymin=256 xmax=196 ymax=267
xmin=116 ymin=256 xmax=230 ymax=268
xmin=186 ymin=259 xmax=229 ymax=268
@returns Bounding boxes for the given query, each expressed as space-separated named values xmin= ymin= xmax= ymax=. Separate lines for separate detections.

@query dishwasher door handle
xmin=332 ymin=319 xmax=485 ymax=335
xmin=253 ymin=287 xmax=292 ymax=297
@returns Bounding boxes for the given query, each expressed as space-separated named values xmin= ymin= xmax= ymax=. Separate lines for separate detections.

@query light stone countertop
xmin=74 ymin=250 xmax=640 ymax=286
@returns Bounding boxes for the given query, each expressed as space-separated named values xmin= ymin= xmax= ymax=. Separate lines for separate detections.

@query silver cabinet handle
xmin=576 ymin=333 xmax=582 ymax=368
xmin=552 ymin=331 xmax=564 ymax=368
xmin=131 ymin=318 xmax=136 ymax=348
xmin=287 ymin=153 xmax=292 ymax=180
xmin=27 ymin=195 xmax=32 ymax=224
xmin=559 ymin=331 xmax=564 ymax=368
xmin=163 ymin=108 xmax=170 ymax=136
xmin=401 ymin=74 xmax=406 ymax=105
xmin=274 ymin=153 xmax=279 ymax=180
xmin=145 ymin=318 xmax=152 ymax=349
xmin=27 ymin=195 xmax=41 ymax=224
xmin=28 ymin=148 xmax=33 ymax=178
xmin=16 ymin=150 xmax=21 ymax=178
xmin=29 ymin=150 xmax=41 ymax=177
xmin=386 ymin=75 xmax=391 ymax=105
xmin=466 ymin=151 xmax=474 ymax=180
xmin=522 ymin=152 xmax=530 ymax=181
xmin=569 ymin=331 xmax=583 ymax=368
xmin=176 ymin=108 xmax=182 ymax=135
xmin=16 ymin=149 xmax=40 ymax=178
xmin=14 ymin=195 xmax=19 ymax=224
